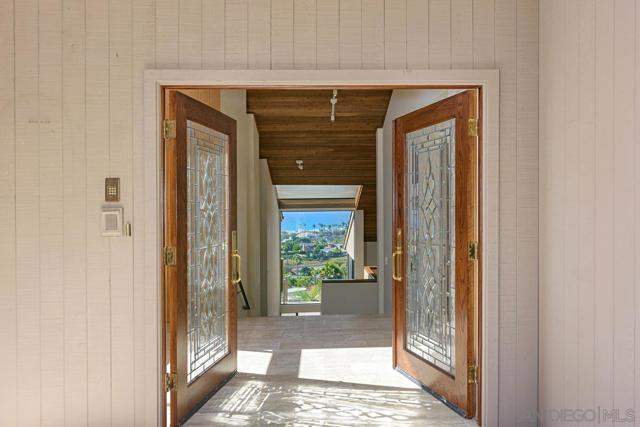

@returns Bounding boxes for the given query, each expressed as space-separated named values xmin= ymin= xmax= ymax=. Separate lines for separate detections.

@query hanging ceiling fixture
xmin=330 ymin=89 xmax=338 ymax=122
xmin=296 ymin=160 xmax=304 ymax=170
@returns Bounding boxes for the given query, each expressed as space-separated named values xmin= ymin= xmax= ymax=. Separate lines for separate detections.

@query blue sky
xmin=281 ymin=211 xmax=352 ymax=232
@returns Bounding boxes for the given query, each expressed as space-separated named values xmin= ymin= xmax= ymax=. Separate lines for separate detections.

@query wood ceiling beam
xmin=247 ymin=88 xmax=390 ymax=242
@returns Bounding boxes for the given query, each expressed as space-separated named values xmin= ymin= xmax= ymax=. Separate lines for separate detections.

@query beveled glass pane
xmin=404 ymin=118 xmax=456 ymax=375
xmin=187 ymin=120 xmax=230 ymax=383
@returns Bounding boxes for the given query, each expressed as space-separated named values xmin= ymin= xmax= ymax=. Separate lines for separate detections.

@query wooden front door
xmin=392 ymin=90 xmax=479 ymax=418
xmin=164 ymin=91 xmax=238 ymax=426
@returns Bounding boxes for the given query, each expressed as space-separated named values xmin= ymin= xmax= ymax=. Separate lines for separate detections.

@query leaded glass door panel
xmin=392 ymin=90 xmax=479 ymax=418
xmin=164 ymin=91 xmax=238 ymax=426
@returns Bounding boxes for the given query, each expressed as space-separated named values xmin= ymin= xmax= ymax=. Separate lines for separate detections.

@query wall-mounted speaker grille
xmin=101 ymin=208 xmax=123 ymax=237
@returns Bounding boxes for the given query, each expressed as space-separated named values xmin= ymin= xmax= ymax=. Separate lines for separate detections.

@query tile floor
xmin=186 ymin=314 xmax=476 ymax=427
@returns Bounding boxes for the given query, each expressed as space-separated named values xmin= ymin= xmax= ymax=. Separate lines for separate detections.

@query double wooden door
xmin=164 ymin=91 xmax=239 ymax=426
xmin=392 ymin=90 xmax=479 ymax=418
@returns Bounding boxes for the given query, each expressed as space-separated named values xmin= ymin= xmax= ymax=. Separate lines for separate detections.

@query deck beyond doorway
xmin=185 ymin=315 xmax=475 ymax=426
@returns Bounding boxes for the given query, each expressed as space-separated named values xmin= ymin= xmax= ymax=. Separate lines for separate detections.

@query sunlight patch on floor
xmin=298 ymin=346 xmax=419 ymax=389
xmin=237 ymin=350 xmax=273 ymax=375
xmin=186 ymin=377 xmax=457 ymax=427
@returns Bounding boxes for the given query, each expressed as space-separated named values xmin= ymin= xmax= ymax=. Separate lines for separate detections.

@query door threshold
xmin=178 ymin=370 xmax=237 ymax=426
xmin=395 ymin=367 xmax=475 ymax=422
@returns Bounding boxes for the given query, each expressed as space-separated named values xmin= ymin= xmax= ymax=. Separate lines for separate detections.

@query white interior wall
xmin=0 ymin=2 xmax=538 ymax=426
xmin=220 ymin=90 xmax=261 ymax=317
xmin=380 ymin=89 xmax=451 ymax=312
xmin=247 ymin=111 xmax=262 ymax=316
xmin=345 ymin=210 xmax=365 ymax=279
xmin=364 ymin=242 xmax=377 ymax=266
xmin=539 ymin=0 xmax=640 ymax=424
xmin=376 ymin=128 xmax=385 ymax=314
xmin=354 ymin=210 xmax=365 ymax=279
xmin=259 ymin=160 xmax=281 ymax=317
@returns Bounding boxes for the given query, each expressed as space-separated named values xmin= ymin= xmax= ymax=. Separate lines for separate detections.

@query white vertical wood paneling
xmin=494 ymin=0 xmax=517 ymax=423
xmin=202 ymin=0 xmax=225 ymax=68
xmin=593 ymin=1 xmax=615 ymax=423
xmin=15 ymin=0 xmax=41 ymax=424
xmin=612 ymin=0 xmax=636 ymax=419
xmin=156 ymin=0 xmax=179 ymax=67
xmin=86 ymin=0 xmax=111 ymax=423
xmin=225 ymin=0 xmax=248 ymax=69
xmin=538 ymin=0 xmax=552 ymax=417
xmin=385 ymin=0 xmax=407 ymax=69
xmin=636 ymin=2 xmax=640 ymax=422
xmin=132 ymin=0 xmax=155 ymax=424
xmin=39 ymin=0 xmax=65 ymax=423
xmin=4 ymin=2 xmax=544 ymax=425
xmin=451 ymin=0 xmax=472 ymax=68
xmin=316 ymin=0 xmax=339 ymax=69
xmin=248 ymin=0 xmax=271 ymax=69
xmin=577 ymin=2 xmax=596 ymax=422
xmin=472 ymin=0 xmax=494 ymax=69
xmin=515 ymin=0 xmax=538 ymax=424
xmin=362 ymin=0 xmax=384 ymax=69
xmin=540 ymin=0 xmax=565 ymax=421
xmin=541 ymin=0 xmax=640 ymax=425
xmin=406 ymin=0 xmax=427 ymax=69
xmin=0 ymin=0 xmax=16 ymax=424
xmin=428 ymin=0 xmax=451 ymax=69
xmin=179 ymin=0 xmax=203 ymax=68
xmin=62 ymin=0 xmax=88 ymax=424
xmin=294 ymin=0 xmax=316 ymax=69
xmin=109 ymin=0 xmax=135 ymax=424
xmin=271 ymin=0 xmax=294 ymax=69
xmin=563 ymin=0 xmax=580 ymax=421
xmin=339 ymin=0 xmax=362 ymax=69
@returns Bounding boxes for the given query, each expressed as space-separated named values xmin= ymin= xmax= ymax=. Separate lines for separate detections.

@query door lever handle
xmin=392 ymin=228 xmax=403 ymax=281
xmin=232 ymin=251 xmax=242 ymax=284
xmin=392 ymin=247 xmax=403 ymax=281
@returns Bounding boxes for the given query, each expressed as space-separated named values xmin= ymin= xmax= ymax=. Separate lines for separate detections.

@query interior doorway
xmin=146 ymin=69 xmax=498 ymax=427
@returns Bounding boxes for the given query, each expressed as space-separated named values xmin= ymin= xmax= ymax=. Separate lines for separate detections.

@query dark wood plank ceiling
xmin=247 ymin=89 xmax=391 ymax=242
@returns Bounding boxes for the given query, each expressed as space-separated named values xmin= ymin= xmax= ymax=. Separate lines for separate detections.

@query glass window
xmin=186 ymin=120 xmax=229 ymax=383
xmin=404 ymin=118 xmax=457 ymax=375
xmin=280 ymin=211 xmax=351 ymax=304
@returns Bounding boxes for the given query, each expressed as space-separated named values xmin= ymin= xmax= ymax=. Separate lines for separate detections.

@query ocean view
xmin=281 ymin=211 xmax=352 ymax=232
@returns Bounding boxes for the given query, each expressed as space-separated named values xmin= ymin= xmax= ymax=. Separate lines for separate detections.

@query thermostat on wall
xmin=101 ymin=207 xmax=123 ymax=237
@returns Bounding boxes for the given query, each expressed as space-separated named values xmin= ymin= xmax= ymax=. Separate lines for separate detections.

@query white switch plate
xmin=101 ymin=207 xmax=123 ymax=237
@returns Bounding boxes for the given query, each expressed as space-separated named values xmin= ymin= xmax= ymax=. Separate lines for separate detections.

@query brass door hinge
xmin=163 ymin=119 xmax=176 ymax=139
xmin=164 ymin=372 xmax=176 ymax=392
xmin=468 ymin=365 xmax=478 ymax=384
xmin=468 ymin=118 xmax=478 ymax=137
xmin=164 ymin=246 xmax=177 ymax=266
xmin=468 ymin=241 xmax=479 ymax=261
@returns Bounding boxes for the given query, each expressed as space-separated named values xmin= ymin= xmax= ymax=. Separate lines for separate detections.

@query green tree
xmin=320 ymin=260 xmax=346 ymax=279
xmin=292 ymin=254 xmax=303 ymax=275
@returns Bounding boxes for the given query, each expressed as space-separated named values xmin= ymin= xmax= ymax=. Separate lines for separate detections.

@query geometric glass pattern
xmin=187 ymin=120 xmax=230 ymax=383
xmin=404 ymin=118 xmax=456 ymax=375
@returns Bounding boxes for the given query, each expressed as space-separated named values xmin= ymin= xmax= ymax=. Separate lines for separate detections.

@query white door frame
xmin=143 ymin=69 xmax=500 ymax=426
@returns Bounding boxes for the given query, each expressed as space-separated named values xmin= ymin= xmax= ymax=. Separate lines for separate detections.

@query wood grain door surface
xmin=392 ymin=90 xmax=479 ymax=418
xmin=164 ymin=91 xmax=238 ymax=426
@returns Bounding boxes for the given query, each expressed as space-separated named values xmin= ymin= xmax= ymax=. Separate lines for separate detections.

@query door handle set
xmin=392 ymin=228 xmax=403 ymax=281
xmin=232 ymin=251 xmax=242 ymax=284
xmin=231 ymin=230 xmax=242 ymax=284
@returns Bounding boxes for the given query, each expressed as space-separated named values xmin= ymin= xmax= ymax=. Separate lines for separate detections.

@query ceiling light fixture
xmin=296 ymin=160 xmax=304 ymax=170
xmin=330 ymin=89 xmax=338 ymax=122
